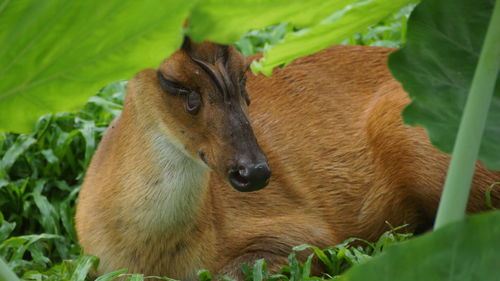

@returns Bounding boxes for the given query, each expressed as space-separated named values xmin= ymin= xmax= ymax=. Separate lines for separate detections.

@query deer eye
xmin=157 ymin=71 xmax=189 ymax=95
xmin=186 ymin=91 xmax=201 ymax=115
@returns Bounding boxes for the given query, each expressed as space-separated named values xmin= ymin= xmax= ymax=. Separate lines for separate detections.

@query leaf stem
xmin=0 ymin=258 xmax=20 ymax=281
xmin=434 ymin=0 xmax=500 ymax=229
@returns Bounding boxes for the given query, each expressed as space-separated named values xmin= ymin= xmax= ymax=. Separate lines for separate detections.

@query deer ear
xmin=181 ymin=36 xmax=192 ymax=54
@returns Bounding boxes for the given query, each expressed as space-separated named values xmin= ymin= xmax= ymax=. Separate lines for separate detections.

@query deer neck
xmin=119 ymin=115 xmax=211 ymax=235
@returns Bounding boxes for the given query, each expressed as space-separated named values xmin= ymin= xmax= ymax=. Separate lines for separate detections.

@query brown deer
xmin=75 ymin=38 xmax=500 ymax=280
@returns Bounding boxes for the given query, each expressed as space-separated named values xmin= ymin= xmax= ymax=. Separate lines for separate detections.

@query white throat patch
xmin=137 ymin=131 xmax=209 ymax=232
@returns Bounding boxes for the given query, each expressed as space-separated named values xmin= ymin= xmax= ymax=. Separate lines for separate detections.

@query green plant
xmin=343 ymin=4 xmax=416 ymax=47
xmin=193 ymin=226 xmax=412 ymax=281
xmin=0 ymin=82 xmax=125 ymax=280
xmin=389 ymin=0 xmax=500 ymax=227
xmin=342 ymin=211 xmax=500 ymax=281
xmin=0 ymin=6 xmax=416 ymax=279
xmin=234 ymin=3 xmax=416 ymax=57
xmin=334 ymin=0 xmax=500 ymax=278
xmin=1 ymin=0 xmax=499 ymax=280
xmin=235 ymin=24 xmax=290 ymax=57
xmin=0 ymin=0 xmax=415 ymax=133
xmin=0 ymin=0 xmax=194 ymax=133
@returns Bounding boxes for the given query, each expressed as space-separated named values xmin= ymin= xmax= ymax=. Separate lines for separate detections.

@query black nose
xmin=228 ymin=162 xmax=271 ymax=192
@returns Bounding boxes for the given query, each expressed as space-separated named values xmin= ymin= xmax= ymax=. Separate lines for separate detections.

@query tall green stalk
xmin=434 ymin=0 xmax=500 ymax=229
xmin=0 ymin=258 xmax=20 ymax=281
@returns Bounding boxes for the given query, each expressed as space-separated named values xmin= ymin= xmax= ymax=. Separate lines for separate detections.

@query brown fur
xmin=76 ymin=43 xmax=500 ymax=280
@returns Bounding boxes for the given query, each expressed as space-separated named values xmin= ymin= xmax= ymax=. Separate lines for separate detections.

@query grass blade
xmin=95 ymin=269 xmax=128 ymax=281
xmin=0 ymin=257 xmax=20 ymax=281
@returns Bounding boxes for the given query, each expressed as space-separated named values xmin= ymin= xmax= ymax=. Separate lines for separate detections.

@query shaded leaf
xmin=0 ymin=213 xmax=16 ymax=242
xmin=342 ymin=211 xmax=500 ymax=281
xmin=0 ymin=135 xmax=36 ymax=172
xmin=388 ymin=0 xmax=500 ymax=169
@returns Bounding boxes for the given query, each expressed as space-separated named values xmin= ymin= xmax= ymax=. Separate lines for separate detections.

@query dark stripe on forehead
xmin=191 ymin=56 xmax=234 ymax=102
xmin=216 ymin=59 xmax=235 ymax=100
xmin=192 ymin=58 xmax=224 ymax=93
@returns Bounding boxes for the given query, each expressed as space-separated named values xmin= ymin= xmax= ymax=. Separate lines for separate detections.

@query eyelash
xmin=158 ymin=71 xmax=203 ymax=115
xmin=158 ymin=70 xmax=249 ymax=106
xmin=157 ymin=71 xmax=190 ymax=96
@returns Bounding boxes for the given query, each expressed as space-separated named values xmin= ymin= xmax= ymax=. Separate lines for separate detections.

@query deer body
xmin=76 ymin=43 xmax=500 ymax=280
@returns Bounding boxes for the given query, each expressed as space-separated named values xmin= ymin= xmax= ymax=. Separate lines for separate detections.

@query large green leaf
xmin=388 ymin=0 xmax=500 ymax=170
xmin=188 ymin=0 xmax=355 ymax=43
xmin=342 ymin=211 xmax=500 ymax=281
xmin=253 ymin=0 xmax=414 ymax=75
xmin=0 ymin=0 xmax=196 ymax=133
xmin=189 ymin=0 xmax=414 ymax=76
xmin=1 ymin=0 xmax=417 ymax=133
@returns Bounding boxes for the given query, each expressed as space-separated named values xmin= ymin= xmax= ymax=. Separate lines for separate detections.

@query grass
xmin=0 ymin=5 xmax=415 ymax=281
xmin=0 ymin=81 xmax=125 ymax=280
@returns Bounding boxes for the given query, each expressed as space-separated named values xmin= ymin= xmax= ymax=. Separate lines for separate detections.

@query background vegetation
xmin=0 ymin=0 xmax=412 ymax=133
xmin=0 ymin=7 xmax=414 ymax=280
xmin=1 ymin=0 xmax=499 ymax=280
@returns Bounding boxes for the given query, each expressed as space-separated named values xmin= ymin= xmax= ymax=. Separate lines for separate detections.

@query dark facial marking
xmin=217 ymin=59 xmax=236 ymax=102
xmin=191 ymin=56 xmax=239 ymax=103
xmin=160 ymin=42 xmax=249 ymax=117
xmin=191 ymin=58 xmax=225 ymax=95
xmin=240 ymin=75 xmax=250 ymax=106
xmin=158 ymin=70 xmax=203 ymax=115
xmin=185 ymin=45 xmax=242 ymax=103
xmin=157 ymin=71 xmax=190 ymax=96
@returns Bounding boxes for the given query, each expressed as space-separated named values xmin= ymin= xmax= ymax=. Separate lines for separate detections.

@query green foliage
xmin=234 ymin=3 xmax=415 ymax=57
xmin=189 ymin=0 xmax=355 ymax=43
xmin=20 ymin=255 xmax=100 ymax=281
xmin=3 ymin=1 xmax=498 ymax=280
xmin=235 ymin=24 xmax=291 ymax=57
xmin=486 ymin=182 xmax=500 ymax=210
xmin=0 ymin=0 xmax=194 ymax=133
xmin=342 ymin=211 xmax=500 ymax=281
xmin=194 ymin=226 xmax=411 ymax=281
xmin=0 ymin=7 xmax=415 ymax=279
xmin=343 ymin=4 xmax=416 ymax=47
xmin=188 ymin=0 xmax=415 ymax=75
xmin=388 ymin=0 xmax=500 ymax=170
xmin=0 ymin=257 xmax=20 ymax=281
xmin=0 ymin=81 xmax=125 ymax=279
xmin=1 ymin=0 xmax=415 ymax=133
xmin=248 ymin=0 xmax=416 ymax=75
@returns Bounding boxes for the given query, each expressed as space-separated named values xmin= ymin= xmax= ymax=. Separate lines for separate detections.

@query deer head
xmin=150 ymin=37 xmax=271 ymax=192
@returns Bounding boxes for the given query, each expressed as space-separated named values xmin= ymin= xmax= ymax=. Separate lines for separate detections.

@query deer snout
xmin=228 ymin=161 xmax=271 ymax=192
